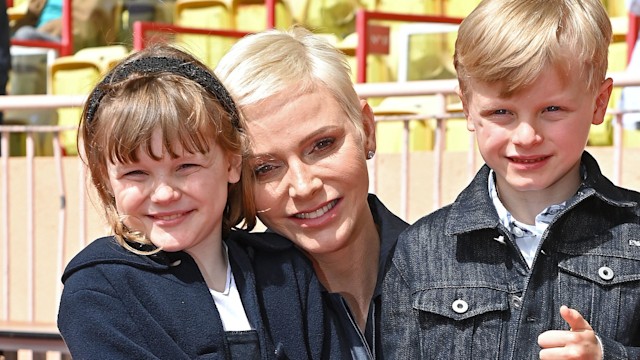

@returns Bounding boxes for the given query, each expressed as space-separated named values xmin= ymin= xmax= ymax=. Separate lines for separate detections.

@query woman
xmin=216 ymin=26 xmax=409 ymax=359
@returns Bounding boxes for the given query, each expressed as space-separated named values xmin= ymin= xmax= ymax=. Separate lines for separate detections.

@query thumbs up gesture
xmin=538 ymin=305 xmax=602 ymax=360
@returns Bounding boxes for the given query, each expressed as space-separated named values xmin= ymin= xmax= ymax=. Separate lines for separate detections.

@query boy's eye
xmin=493 ymin=109 xmax=509 ymax=115
xmin=545 ymin=106 xmax=561 ymax=112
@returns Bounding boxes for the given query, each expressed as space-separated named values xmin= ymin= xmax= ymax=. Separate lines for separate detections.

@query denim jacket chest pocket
xmin=412 ymin=286 xmax=511 ymax=359
xmin=554 ymin=226 xmax=640 ymax=345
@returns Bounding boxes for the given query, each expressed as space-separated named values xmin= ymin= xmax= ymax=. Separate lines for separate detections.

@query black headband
xmin=84 ymin=56 xmax=240 ymax=129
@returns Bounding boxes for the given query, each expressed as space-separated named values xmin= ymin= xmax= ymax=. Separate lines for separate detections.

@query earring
xmin=366 ymin=150 xmax=375 ymax=159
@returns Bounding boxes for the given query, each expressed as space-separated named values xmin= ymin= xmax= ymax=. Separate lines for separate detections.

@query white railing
xmin=1 ymin=74 xmax=640 ymax=357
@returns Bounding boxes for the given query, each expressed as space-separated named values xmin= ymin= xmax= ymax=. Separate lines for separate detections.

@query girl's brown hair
xmin=78 ymin=44 xmax=256 ymax=251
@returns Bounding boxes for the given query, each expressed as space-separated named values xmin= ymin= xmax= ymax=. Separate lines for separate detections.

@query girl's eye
xmin=120 ymin=169 xmax=147 ymax=181
xmin=124 ymin=170 xmax=145 ymax=177
xmin=178 ymin=163 xmax=200 ymax=171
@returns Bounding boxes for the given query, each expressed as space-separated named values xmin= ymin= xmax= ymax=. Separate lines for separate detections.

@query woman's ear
xmin=360 ymin=99 xmax=376 ymax=155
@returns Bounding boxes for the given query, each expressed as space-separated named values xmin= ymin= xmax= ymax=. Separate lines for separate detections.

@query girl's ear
xmin=227 ymin=153 xmax=242 ymax=184
xmin=360 ymin=99 xmax=376 ymax=155
xmin=592 ymin=78 xmax=613 ymax=125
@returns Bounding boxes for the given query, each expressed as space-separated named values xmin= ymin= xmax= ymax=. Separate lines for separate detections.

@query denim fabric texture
xmin=382 ymin=152 xmax=640 ymax=360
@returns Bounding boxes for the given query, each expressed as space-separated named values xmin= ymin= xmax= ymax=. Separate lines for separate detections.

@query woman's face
xmin=243 ymin=86 xmax=376 ymax=256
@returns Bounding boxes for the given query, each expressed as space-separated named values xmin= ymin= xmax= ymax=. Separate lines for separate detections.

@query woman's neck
xmin=310 ymin=216 xmax=380 ymax=331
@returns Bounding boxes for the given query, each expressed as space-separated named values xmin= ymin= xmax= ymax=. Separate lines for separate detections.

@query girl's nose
xmin=150 ymin=182 xmax=181 ymax=203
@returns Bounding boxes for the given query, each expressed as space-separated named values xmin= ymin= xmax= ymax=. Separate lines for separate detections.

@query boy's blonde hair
xmin=454 ymin=0 xmax=612 ymax=98
xmin=79 ymin=44 xmax=256 ymax=251
xmin=215 ymin=26 xmax=366 ymax=141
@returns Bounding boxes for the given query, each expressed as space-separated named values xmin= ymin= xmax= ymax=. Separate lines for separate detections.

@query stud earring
xmin=366 ymin=150 xmax=375 ymax=159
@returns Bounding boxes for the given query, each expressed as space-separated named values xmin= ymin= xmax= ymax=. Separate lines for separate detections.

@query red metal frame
xmin=132 ymin=21 xmax=250 ymax=51
xmin=628 ymin=12 xmax=639 ymax=64
xmin=354 ymin=10 xmax=463 ymax=83
xmin=9 ymin=0 xmax=73 ymax=56
xmin=265 ymin=0 xmax=275 ymax=29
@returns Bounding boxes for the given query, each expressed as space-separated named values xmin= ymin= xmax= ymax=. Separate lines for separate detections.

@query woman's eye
xmin=313 ymin=138 xmax=335 ymax=152
xmin=254 ymin=163 xmax=277 ymax=176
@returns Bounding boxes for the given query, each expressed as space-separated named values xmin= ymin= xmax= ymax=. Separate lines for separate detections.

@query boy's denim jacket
xmin=382 ymin=152 xmax=640 ymax=359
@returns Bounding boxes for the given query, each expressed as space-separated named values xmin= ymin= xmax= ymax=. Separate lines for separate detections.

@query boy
xmin=382 ymin=0 xmax=640 ymax=359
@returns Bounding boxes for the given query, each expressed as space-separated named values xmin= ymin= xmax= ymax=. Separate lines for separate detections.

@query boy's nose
xmin=512 ymin=121 xmax=543 ymax=147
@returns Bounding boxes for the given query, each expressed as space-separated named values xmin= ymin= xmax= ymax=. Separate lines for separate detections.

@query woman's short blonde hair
xmin=215 ymin=26 xmax=366 ymax=141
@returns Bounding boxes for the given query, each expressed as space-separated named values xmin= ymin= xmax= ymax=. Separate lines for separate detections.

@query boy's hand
xmin=538 ymin=305 xmax=602 ymax=360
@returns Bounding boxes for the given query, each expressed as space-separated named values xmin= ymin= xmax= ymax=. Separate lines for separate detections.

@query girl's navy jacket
xmin=58 ymin=230 xmax=349 ymax=359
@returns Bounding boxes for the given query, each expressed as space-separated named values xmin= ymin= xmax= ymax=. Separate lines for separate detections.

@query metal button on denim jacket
xmin=381 ymin=152 xmax=640 ymax=360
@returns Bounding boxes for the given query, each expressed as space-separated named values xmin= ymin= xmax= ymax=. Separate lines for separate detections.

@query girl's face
xmin=106 ymin=129 xmax=241 ymax=253
xmin=242 ymin=86 xmax=377 ymax=257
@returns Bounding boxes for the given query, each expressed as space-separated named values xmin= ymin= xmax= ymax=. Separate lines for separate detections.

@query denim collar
xmin=445 ymin=151 xmax=637 ymax=237
xmin=367 ymin=193 xmax=410 ymax=297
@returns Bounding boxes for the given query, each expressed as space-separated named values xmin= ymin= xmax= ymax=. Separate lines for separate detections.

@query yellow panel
xmin=234 ymin=0 xmax=293 ymax=31
xmin=174 ymin=1 xmax=235 ymax=68
xmin=373 ymin=95 xmax=443 ymax=152
xmin=623 ymin=129 xmax=640 ymax=148
xmin=50 ymin=59 xmax=102 ymax=155
xmin=376 ymin=0 xmax=437 ymax=14
xmin=445 ymin=118 xmax=471 ymax=151
xmin=443 ymin=0 xmax=481 ymax=17
xmin=74 ymin=45 xmax=130 ymax=73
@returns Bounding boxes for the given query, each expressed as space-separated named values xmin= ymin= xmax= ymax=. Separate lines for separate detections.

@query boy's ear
xmin=456 ymin=86 xmax=474 ymax=131
xmin=592 ymin=78 xmax=613 ymax=125
xmin=360 ymin=99 xmax=377 ymax=155
xmin=227 ymin=153 xmax=242 ymax=184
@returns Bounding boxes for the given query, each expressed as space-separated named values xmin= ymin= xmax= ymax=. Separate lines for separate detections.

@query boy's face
xmin=461 ymin=65 xmax=612 ymax=201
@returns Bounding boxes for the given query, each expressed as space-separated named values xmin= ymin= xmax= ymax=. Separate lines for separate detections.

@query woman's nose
xmin=286 ymin=162 xmax=322 ymax=199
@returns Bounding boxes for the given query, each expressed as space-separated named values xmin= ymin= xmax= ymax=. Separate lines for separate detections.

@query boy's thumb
xmin=560 ymin=305 xmax=593 ymax=331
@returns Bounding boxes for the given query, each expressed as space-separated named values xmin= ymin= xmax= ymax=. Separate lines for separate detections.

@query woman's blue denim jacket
xmin=382 ymin=152 xmax=640 ymax=359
